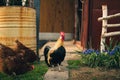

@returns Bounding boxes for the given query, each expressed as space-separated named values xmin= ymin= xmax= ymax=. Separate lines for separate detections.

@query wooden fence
xmin=98 ymin=5 xmax=120 ymax=52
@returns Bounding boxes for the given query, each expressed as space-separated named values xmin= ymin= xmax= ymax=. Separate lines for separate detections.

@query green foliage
xmin=68 ymin=40 xmax=120 ymax=70
xmin=79 ymin=41 xmax=120 ymax=69
xmin=107 ymin=52 xmax=120 ymax=69
xmin=0 ymin=61 xmax=48 ymax=80
xmin=103 ymin=38 xmax=118 ymax=51
xmin=95 ymin=52 xmax=109 ymax=67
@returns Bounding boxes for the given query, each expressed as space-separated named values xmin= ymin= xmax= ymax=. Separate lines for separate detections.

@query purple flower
xmin=83 ymin=49 xmax=99 ymax=54
xmin=109 ymin=50 xmax=116 ymax=55
xmin=95 ymin=50 xmax=100 ymax=54
xmin=108 ymin=46 xmax=120 ymax=55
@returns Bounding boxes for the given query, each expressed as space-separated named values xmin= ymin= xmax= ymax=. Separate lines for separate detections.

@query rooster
xmin=44 ymin=32 xmax=66 ymax=71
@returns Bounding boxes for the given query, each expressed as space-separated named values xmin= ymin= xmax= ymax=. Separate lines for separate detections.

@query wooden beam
xmin=107 ymin=24 xmax=120 ymax=28
xmin=102 ymin=31 xmax=120 ymax=37
xmin=100 ymin=5 xmax=107 ymax=52
xmin=98 ymin=13 xmax=120 ymax=21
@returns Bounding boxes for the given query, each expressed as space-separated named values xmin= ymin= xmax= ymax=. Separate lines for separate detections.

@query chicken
xmin=14 ymin=40 xmax=39 ymax=63
xmin=3 ymin=54 xmax=34 ymax=75
xmin=0 ymin=43 xmax=16 ymax=58
xmin=0 ymin=43 xmax=34 ymax=75
xmin=44 ymin=32 xmax=66 ymax=71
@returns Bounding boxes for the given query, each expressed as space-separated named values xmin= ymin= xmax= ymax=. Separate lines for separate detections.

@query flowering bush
xmin=80 ymin=45 xmax=120 ymax=69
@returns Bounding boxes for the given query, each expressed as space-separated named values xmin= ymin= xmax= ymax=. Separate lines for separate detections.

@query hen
xmin=14 ymin=40 xmax=39 ymax=63
xmin=3 ymin=54 xmax=34 ymax=75
xmin=44 ymin=32 xmax=66 ymax=71
xmin=0 ymin=43 xmax=16 ymax=58
xmin=0 ymin=43 xmax=34 ymax=75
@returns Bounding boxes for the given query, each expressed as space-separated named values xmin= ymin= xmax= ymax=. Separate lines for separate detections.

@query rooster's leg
xmin=60 ymin=64 xmax=63 ymax=66
xmin=57 ymin=64 xmax=61 ymax=71
xmin=50 ymin=65 xmax=55 ymax=71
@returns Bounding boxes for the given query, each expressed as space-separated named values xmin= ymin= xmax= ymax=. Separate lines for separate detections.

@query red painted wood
xmin=88 ymin=0 xmax=120 ymax=49
xmin=80 ymin=0 xmax=120 ymax=49
xmin=80 ymin=0 xmax=89 ymax=49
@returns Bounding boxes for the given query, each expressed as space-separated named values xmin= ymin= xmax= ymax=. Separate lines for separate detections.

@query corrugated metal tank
xmin=0 ymin=6 xmax=36 ymax=51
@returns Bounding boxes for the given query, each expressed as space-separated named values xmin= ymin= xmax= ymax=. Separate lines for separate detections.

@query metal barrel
xmin=0 ymin=6 xmax=36 ymax=51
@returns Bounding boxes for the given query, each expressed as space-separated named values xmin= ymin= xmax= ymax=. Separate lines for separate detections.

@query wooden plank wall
xmin=40 ymin=0 xmax=75 ymax=33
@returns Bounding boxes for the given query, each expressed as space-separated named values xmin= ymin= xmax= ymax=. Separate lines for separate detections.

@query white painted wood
xmin=98 ymin=13 xmax=120 ymax=21
xmin=103 ymin=31 xmax=120 ymax=37
xmin=107 ymin=24 xmax=120 ymax=28
xmin=100 ymin=5 xmax=108 ymax=52
xmin=99 ymin=5 xmax=120 ymax=52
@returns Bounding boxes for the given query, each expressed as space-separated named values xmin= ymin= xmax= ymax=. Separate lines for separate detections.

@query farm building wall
xmin=39 ymin=0 xmax=75 ymax=40
xmin=87 ymin=0 xmax=120 ymax=50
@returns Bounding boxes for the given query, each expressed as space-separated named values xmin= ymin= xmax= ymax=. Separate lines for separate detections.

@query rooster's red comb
xmin=60 ymin=32 xmax=65 ymax=35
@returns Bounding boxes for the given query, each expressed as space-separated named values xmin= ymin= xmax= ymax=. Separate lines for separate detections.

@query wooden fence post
xmin=100 ymin=5 xmax=108 ymax=52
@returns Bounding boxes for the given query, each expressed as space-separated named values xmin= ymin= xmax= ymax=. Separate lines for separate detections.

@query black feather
xmin=44 ymin=46 xmax=66 ymax=67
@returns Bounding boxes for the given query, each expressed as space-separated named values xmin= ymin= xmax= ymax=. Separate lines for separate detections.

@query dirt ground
xmin=69 ymin=67 xmax=120 ymax=80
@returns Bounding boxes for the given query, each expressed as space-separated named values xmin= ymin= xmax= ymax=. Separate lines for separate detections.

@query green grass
xmin=0 ymin=61 xmax=48 ymax=80
xmin=67 ymin=60 xmax=81 ymax=69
